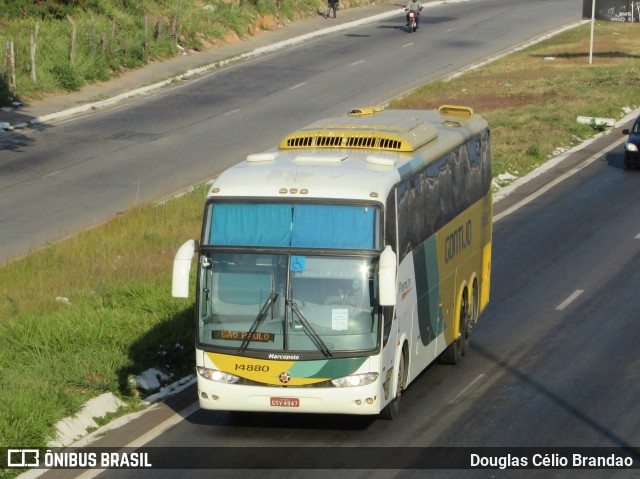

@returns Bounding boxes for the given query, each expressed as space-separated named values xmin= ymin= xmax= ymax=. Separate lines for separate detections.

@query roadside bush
xmin=50 ymin=64 xmax=83 ymax=91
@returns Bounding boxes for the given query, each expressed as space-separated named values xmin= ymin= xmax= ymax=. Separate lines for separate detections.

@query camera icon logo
xmin=7 ymin=449 xmax=40 ymax=468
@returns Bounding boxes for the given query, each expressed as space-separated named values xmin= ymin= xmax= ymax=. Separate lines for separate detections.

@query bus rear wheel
xmin=440 ymin=294 xmax=470 ymax=365
xmin=380 ymin=350 xmax=405 ymax=420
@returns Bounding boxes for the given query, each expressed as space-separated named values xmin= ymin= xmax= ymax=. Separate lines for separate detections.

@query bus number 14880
xmin=235 ymin=364 xmax=270 ymax=372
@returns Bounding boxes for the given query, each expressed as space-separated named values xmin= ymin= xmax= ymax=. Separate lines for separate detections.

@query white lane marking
xmin=635 ymin=233 xmax=640 ymax=239
xmin=41 ymin=170 xmax=63 ymax=179
xmin=446 ymin=28 xmax=457 ymax=33
xmin=350 ymin=60 xmax=365 ymax=66
xmin=494 ymin=138 xmax=626 ymax=223
xmin=224 ymin=109 xmax=240 ymax=116
xmin=402 ymin=43 xmax=415 ymax=48
xmin=74 ymin=402 xmax=200 ymax=479
xmin=448 ymin=374 xmax=487 ymax=405
xmin=124 ymin=401 xmax=200 ymax=447
xmin=556 ymin=290 xmax=584 ymax=310
xmin=289 ymin=82 xmax=306 ymax=90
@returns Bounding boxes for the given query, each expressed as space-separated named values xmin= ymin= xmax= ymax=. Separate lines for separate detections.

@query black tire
xmin=460 ymin=295 xmax=471 ymax=357
xmin=467 ymin=280 xmax=479 ymax=354
xmin=380 ymin=350 xmax=405 ymax=419
xmin=439 ymin=294 xmax=470 ymax=365
xmin=472 ymin=280 xmax=479 ymax=318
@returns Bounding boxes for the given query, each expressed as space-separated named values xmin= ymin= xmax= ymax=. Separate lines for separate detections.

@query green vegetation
xmin=390 ymin=22 xmax=640 ymax=179
xmin=0 ymin=0 xmax=356 ymax=106
xmin=0 ymin=192 xmax=204 ymax=452
xmin=0 ymin=12 xmax=639 ymax=462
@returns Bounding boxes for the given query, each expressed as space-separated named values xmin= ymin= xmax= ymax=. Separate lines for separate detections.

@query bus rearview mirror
xmin=378 ymin=245 xmax=397 ymax=306
xmin=172 ymin=239 xmax=197 ymax=298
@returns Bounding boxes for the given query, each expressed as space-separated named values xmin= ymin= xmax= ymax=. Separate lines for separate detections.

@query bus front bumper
xmin=197 ymin=376 xmax=383 ymax=415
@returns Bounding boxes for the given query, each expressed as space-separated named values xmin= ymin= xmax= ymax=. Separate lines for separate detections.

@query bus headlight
xmin=197 ymin=367 xmax=240 ymax=384
xmin=331 ymin=373 xmax=378 ymax=388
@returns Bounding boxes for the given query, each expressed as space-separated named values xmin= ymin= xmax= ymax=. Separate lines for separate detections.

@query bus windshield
xmin=197 ymin=252 xmax=380 ymax=355
xmin=203 ymin=202 xmax=381 ymax=250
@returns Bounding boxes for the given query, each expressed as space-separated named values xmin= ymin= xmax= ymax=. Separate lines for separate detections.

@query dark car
xmin=622 ymin=115 xmax=640 ymax=170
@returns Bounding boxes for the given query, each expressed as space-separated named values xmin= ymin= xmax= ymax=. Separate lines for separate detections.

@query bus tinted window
xmin=396 ymin=131 xmax=491 ymax=261
xmin=206 ymin=203 xmax=381 ymax=250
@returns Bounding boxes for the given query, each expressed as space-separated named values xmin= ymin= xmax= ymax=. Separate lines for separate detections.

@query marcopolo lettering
xmin=445 ymin=220 xmax=472 ymax=263
xmin=268 ymin=353 xmax=300 ymax=360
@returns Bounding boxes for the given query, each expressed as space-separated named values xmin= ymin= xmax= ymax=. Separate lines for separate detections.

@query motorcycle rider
xmin=405 ymin=0 xmax=423 ymax=28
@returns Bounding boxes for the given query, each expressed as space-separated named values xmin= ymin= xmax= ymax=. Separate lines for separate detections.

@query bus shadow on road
xmin=190 ymin=409 xmax=376 ymax=431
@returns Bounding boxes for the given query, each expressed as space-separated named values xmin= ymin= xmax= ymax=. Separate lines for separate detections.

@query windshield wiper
xmin=287 ymin=300 xmax=332 ymax=358
xmin=238 ymin=292 xmax=278 ymax=355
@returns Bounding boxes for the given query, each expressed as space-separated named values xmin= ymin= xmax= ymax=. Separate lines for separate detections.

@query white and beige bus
xmin=172 ymin=105 xmax=492 ymax=418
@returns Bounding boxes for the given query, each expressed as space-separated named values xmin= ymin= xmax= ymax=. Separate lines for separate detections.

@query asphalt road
xmin=0 ymin=0 xmax=584 ymax=262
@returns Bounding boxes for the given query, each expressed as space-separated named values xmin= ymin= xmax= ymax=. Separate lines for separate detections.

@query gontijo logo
xmin=445 ymin=219 xmax=472 ymax=263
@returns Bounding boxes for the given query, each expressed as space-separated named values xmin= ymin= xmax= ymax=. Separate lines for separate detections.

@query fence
xmin=0 ymin=11 xmax=183 ymax=95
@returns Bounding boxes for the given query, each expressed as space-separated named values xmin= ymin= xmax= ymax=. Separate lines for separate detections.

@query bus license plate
xmin=270 ymin=397 xmax=300 ymax=407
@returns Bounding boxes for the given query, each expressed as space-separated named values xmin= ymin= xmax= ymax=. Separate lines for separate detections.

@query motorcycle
xmin=406 ymin=10 xmax=419 ymax=33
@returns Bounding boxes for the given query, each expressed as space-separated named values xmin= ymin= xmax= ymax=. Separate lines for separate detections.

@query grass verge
xmin=0 ymin=18 xmax=639 ymax=459
xmin=0 ymin=190 xmax=203 ymax=451
xmin=391 ymin=21 xmax=640 ymax=180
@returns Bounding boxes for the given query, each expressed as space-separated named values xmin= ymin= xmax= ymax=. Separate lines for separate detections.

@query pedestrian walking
xmin=325 ymin=0 xmax=338 ymax=18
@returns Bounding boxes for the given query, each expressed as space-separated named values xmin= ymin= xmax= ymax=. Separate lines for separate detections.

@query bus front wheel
xmin=380 ymin=350 xmax=405 ymax=420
